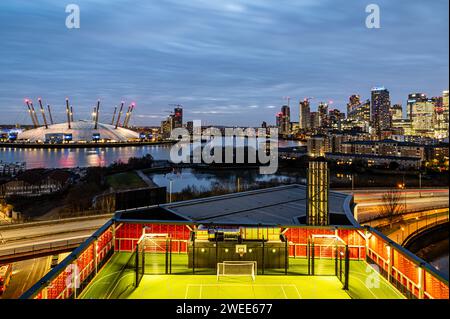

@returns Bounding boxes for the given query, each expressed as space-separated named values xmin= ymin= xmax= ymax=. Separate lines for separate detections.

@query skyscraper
xmin=328 ymin=109 xmax=345 ymax=130
xmin=407 ymin=93 xmax=427 ymax=120
xmin=318 ymin=102 xmax=329 ymax=128
xmin=309 ymin=112 xmax=320 ymax=130
xmin=280 ymin=105 xmax=291 ymax=135
xmin=172 ymin=106 xmax=183 ymax=129
xmin=299 ymin=99 xmax=310 ymax=130
xmin=410 ymin=98 xmax=435 ymax=136
xmin=371 ymin=87 xmax=391 ymax=137
xmin=347 ymin=94 xmax=361 ymax=116
xmin=439 ymin=90 xmax=449 ymax=137
xmin=390 ymin=104 xmax=403 ymax=120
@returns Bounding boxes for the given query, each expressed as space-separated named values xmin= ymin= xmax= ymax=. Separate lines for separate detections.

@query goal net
xmin=136 ymin=232 xmax=170 ymax=276
xmin=308 ymin=234 xmax=349 ymax=289
xmin=217 ymin=261 xmax=257 ymax=281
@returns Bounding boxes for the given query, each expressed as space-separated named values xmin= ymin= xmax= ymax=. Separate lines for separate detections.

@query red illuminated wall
xmin=285 ymin=227 xmax=365 ymax=260
xmin=115 ymin=223 xmax=191 ymax=252
xmin=35 ymin=224 xmax=114 ymax=299
xmin=367 ymin=231 xmax=449 ymax=299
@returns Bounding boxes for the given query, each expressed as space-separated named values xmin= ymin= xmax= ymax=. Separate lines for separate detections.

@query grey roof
xmin=163 ymin=184 xmax=351 ymax=226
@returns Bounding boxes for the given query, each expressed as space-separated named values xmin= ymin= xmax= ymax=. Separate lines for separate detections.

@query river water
xmin=0 ymin=140 xmax=302 ymax=169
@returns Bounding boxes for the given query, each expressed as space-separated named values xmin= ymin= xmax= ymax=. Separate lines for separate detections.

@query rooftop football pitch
xmin=80 ymin=253 xmax=405 ymax=299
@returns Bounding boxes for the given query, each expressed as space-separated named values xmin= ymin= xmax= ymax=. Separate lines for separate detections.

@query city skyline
xmin=0 ymin=0 xmax=449 ymax=126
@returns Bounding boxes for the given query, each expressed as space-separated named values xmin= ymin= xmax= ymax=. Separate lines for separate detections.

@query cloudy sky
xmin=0 ymin=0 xmax=448 ymax=126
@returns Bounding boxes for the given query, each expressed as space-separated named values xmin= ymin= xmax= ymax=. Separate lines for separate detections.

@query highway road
xmin=0 ymin=252 xmax=70 ymax=299
xmin=349 ymin=188 xmax=449 ymax=222
xmin=0 ymin=215 xmax=111 ymax=261
xmin=387 ymin=214 xmax=449 ymax=244
xmin=0 ymin=256 xmax=50 ymax=299
xmin=0 ymin=217 xmax=110 ymax=242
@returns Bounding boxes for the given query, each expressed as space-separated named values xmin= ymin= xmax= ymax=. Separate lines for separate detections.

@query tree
xmin=381 ymin=190 xmax=404 ymax=228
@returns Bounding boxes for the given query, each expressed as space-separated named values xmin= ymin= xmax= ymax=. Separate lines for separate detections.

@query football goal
xmin=217 ymin=261 xmax=257 ymax=281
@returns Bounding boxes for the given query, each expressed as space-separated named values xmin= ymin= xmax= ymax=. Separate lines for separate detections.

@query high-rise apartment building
xmin=407 ymin=93 xmax=427 ymax=120
xmin=390 ymin=104 xmax=403 ymax=120
xmin=318 ymin=102 xmax=329 ymax=128
xmin=371 ymin=87 xmax=391 ymax=137
xmin=299 ymin=99 xmax=311 ymax=130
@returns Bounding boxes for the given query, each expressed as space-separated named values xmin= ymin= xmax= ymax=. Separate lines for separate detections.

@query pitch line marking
xmin=293 ymin=285 xmax=302 ymax=299
xmin=107 ymin=272 xmax=134 ymax=299
xmin=280 ymin=286 xmax=288 ymax=299
xmin=352 ymin=266 xmax=405 ymax=299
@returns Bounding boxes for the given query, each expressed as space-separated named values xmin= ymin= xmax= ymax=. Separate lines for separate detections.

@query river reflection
xmin=0 ymin=140 xmax=302 ymax=169
xmin=149 ymin=168 xmax=304 ymax=193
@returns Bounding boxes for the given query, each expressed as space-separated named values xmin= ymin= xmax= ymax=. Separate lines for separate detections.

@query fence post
xmin=418 ymin=265 xmax=424 ymax=299
xmin=344 ymin=245 xmax=350 ymax=290
xmin=386 ymin=245 xmax=392 ymax=283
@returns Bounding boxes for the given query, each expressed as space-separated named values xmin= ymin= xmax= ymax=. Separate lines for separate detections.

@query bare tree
xmin=381 ymin=190 xmax=405 ymax=228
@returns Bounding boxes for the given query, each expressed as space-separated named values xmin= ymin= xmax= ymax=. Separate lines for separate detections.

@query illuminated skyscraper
xmin=437 ymin=90 xmax=449 ymax=137
xmin=172 ymin=106 xmax=183 ymax=129
xmin=390 ymin=104 xmax=403 ymax=120
xmin=318 ymin=102 xmax=329 ymax=128
xmin=371 ymin=87 xmax=391 ymax=137
xmin=347 ymin=99 xmax=370 ymax=132
xmin=279 ymin=105 xmax=291 ymax=135
xmin=410 ymin=98 xmax=435 ymax=136
xmin=347 ymin=94 xmax=361 ymax=116
xmin=328 ymin=109 xmax=345 ymax=130
xmin=299 ymin=99 xmax=311 ymax=130
xmin=307 ymin=159 xmax=329 ymax=226
xmin=309 ymin=111 xmax=320 ymax=130
xmin=407 ymin=93 xmax=427 ymax=120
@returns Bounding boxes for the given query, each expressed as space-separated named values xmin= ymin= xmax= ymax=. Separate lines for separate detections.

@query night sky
xmin=0 ymin=0 xmax=448 ymax=126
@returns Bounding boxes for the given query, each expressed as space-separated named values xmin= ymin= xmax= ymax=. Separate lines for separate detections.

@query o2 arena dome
xmin=18 ymin=98 xmax=140 ymax=143
xmin=18 ymin=120 xmax=139 ymax=143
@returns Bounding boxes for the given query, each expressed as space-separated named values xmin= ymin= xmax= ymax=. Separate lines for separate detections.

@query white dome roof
xmin=18 ymin=120 xmax=139 ymax=142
